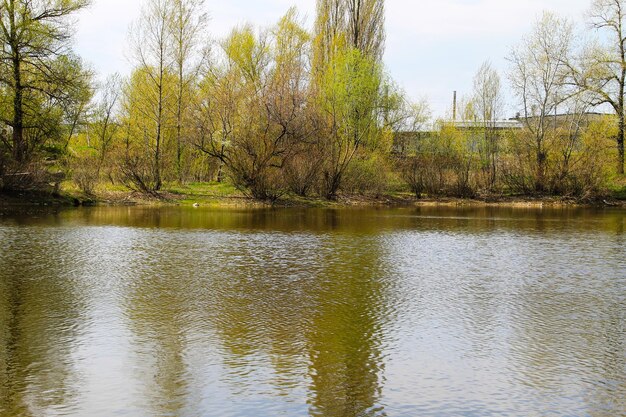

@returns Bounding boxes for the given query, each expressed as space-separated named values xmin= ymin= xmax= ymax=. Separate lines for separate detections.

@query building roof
xmin=446 ymin=120 xmax=523 ymax=130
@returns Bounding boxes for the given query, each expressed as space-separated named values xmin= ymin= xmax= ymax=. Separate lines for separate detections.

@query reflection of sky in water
xmin=0 ymin=207 xmax=624 ymax=416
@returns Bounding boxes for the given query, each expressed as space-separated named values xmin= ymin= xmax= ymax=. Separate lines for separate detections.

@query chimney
xmin=453 ymin=91 xmax=457 ymax=121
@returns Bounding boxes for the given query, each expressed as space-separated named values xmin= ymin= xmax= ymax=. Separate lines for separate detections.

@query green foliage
xmin=321 ymin=47 xmax=381 ymax=149
xmin=0 ymin=0 xmax=91 ymax=165
xmin=223 ymin=25 xmax=269 ymax=84
xmin=2 ymin=0 xmax=621 ymax=203
xmin=341 ymin=152 xmax=391 ymax=196
xmin=318 ymin=47 xmax=384 ymax=198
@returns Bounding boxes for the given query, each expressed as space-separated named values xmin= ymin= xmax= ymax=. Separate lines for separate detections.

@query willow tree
xmin=320 ymin=48 xmax=381 ymax=199
xmin=196 ymin=25 xmax=277 ymax=199
xmin=0 ymin=0 xmax=91 ymax=164
xmin=195 ymin=11 xmax=311 ymax=200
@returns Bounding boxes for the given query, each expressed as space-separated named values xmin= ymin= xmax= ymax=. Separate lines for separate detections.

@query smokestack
xmin=453 ymin=91 xmax=457 ymax=121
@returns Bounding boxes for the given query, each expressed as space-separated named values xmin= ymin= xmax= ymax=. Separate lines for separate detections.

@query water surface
xmin=0 ymin=206 xmax=624 ymax=416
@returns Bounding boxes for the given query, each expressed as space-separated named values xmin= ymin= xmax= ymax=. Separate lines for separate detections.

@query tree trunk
xmin=176 ymin=114 xmax=182 ymax=183
xmin=176 ymin=74 xmax=183 ymax=183
xmin=155 ymin=126 xmax=162 ymax=191
xmin=324 ymin=171 xmax=341 ymax=200
xmin=154 ymin=73 xmax=164 ymax=191
xmin=618 ymin=116 xmax=625 ymax=175
xmin=536 ymin=150 xmax=546 ymax=193
xmin=155 ymin=102 xmax=163 ymax=191
xmin=12 ymin=54 xmax=25 ymax=164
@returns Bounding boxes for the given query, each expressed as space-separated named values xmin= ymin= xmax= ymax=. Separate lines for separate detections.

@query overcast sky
xmin=75 ymin=0 xmax=593 ymax=118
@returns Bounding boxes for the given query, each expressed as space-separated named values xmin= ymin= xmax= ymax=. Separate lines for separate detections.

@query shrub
xmin=70 ymin=152 xmax=100 ymax=196
xmin=341 ymin=153 xmax=391 ymax=196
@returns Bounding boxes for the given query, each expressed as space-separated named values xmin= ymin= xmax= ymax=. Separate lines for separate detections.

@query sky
xmin=74 ymin=0 xmax=594 ymax=118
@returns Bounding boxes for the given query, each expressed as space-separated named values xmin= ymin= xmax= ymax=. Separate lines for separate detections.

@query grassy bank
xmin=3 ymin=179 xmax=626 ymax=209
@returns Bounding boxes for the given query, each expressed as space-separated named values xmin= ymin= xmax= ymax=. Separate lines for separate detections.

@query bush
xmin=1 ymin=165 xmax=63 ymax=193
xmin=70 ymin=152 xmax=100 ymax=195
xmin=228 ymin=159 xmax=286 ymax=202
xmin=341 ymin=153 xmax=391 ymax=196
xmin=119 ymin=154 xmax=162 ymax=196
xmin=501 ymin=118 xmax=616 ymax=198
xmin=398 ymin=156 xmax=426 ymax=198
xmin=283 ymin=149 xmax=323 ymax=197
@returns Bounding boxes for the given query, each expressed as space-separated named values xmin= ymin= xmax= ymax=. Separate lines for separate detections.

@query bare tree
xmin=169 ymin=0 xmax=207 ymax=183
xmin=128 ymin=0 xmax=174 ymax=191
xmin=314 ymin=0 xmax=385 ymax=66
xmin=345 ymin=0 xmax=385 ymax=61
xmin=93 ymin=74 xmax=122 ymax=177
xmin=508 ymin=12 xmax=575 ymax=192
xmin=472 ymin=61 xmax=503 ymax=189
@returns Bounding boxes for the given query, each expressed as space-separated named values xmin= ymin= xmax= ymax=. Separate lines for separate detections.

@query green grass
xmin=54 ymin=176 xmax=626 ymax=207
xmin=167 ymin=181 xmax=239 ymax=197
xmin=608 ymin=175 xmax=626 ymax=200
xmin=610 ymin=186 xmax=626 ymax=200
xmin=59 ymin=179 xmax=250 ymax=206
xmin=163 ymin=181 xmax=250 ymax=206
xmin=169 ymin=183 xmax=336 ymax=207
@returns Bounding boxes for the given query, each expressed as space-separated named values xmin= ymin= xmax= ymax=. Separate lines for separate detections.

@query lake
xmin=0 ymin=206 xmax=624 ymax=416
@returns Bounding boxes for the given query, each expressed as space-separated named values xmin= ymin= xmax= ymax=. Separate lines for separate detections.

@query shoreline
xmin=1 ymin=189 xmax=625 ymax=210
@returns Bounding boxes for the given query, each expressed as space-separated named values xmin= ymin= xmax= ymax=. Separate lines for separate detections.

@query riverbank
xmin=2 ymin=181 xmax=625 ymax=209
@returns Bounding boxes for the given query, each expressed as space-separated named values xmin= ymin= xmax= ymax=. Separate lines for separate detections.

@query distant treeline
xmin=0 ymin=0 xmax=624 ymax=201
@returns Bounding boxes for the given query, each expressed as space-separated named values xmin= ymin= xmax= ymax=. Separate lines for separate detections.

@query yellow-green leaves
xmin=223 ymin=25 xmax=268 ymax=85
xmin=322 ymin=47 xmax=381 ymax=147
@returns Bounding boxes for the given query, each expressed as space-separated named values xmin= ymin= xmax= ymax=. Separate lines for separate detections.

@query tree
xmin=312 ymin=0 xmax=387 ymax=199
xmin=568 ymin=0 xmax=626 ymax=174
xmin=0 ymin=0 xmax=92 ymax=164
xmin=313 ymin=0 xmax=385 ymax=71
xmin=61 ymin=57 xmax=94 ymax=151
xmin=193 ymin=52 xmax=241 ymax=184
xmin=472 ymin=61 xmax=503 ymax=189
xmin=92 ymin=74 xmax=122 ymax=176
xmin=508 ymin=13 xmax=575 ymax=192
xmin=394 ymin=98 xmax=432 ymax=197
xmin=194 ymin=25 xmax=275 ymax=198
xmin=127 ymin=0 xmax=174 ymax=191
xmin=345 ymin=0 xmax=385 ymax=61
xmin=120 ymin=68 xmax=176 ymax=195
xmin=313 ymin=0 xmax=345 ymax=73
xmin=169 ymin=0 xmax=207 ymax=183
xmin=320 ymin=47 xmax=381 ymax=199
xmin=195 ymin=13 xmax=311 ymax=201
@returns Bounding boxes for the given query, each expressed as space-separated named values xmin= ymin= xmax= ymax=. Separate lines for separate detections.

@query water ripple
xmin=0 ymin=206 xmax=624 ymax=416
